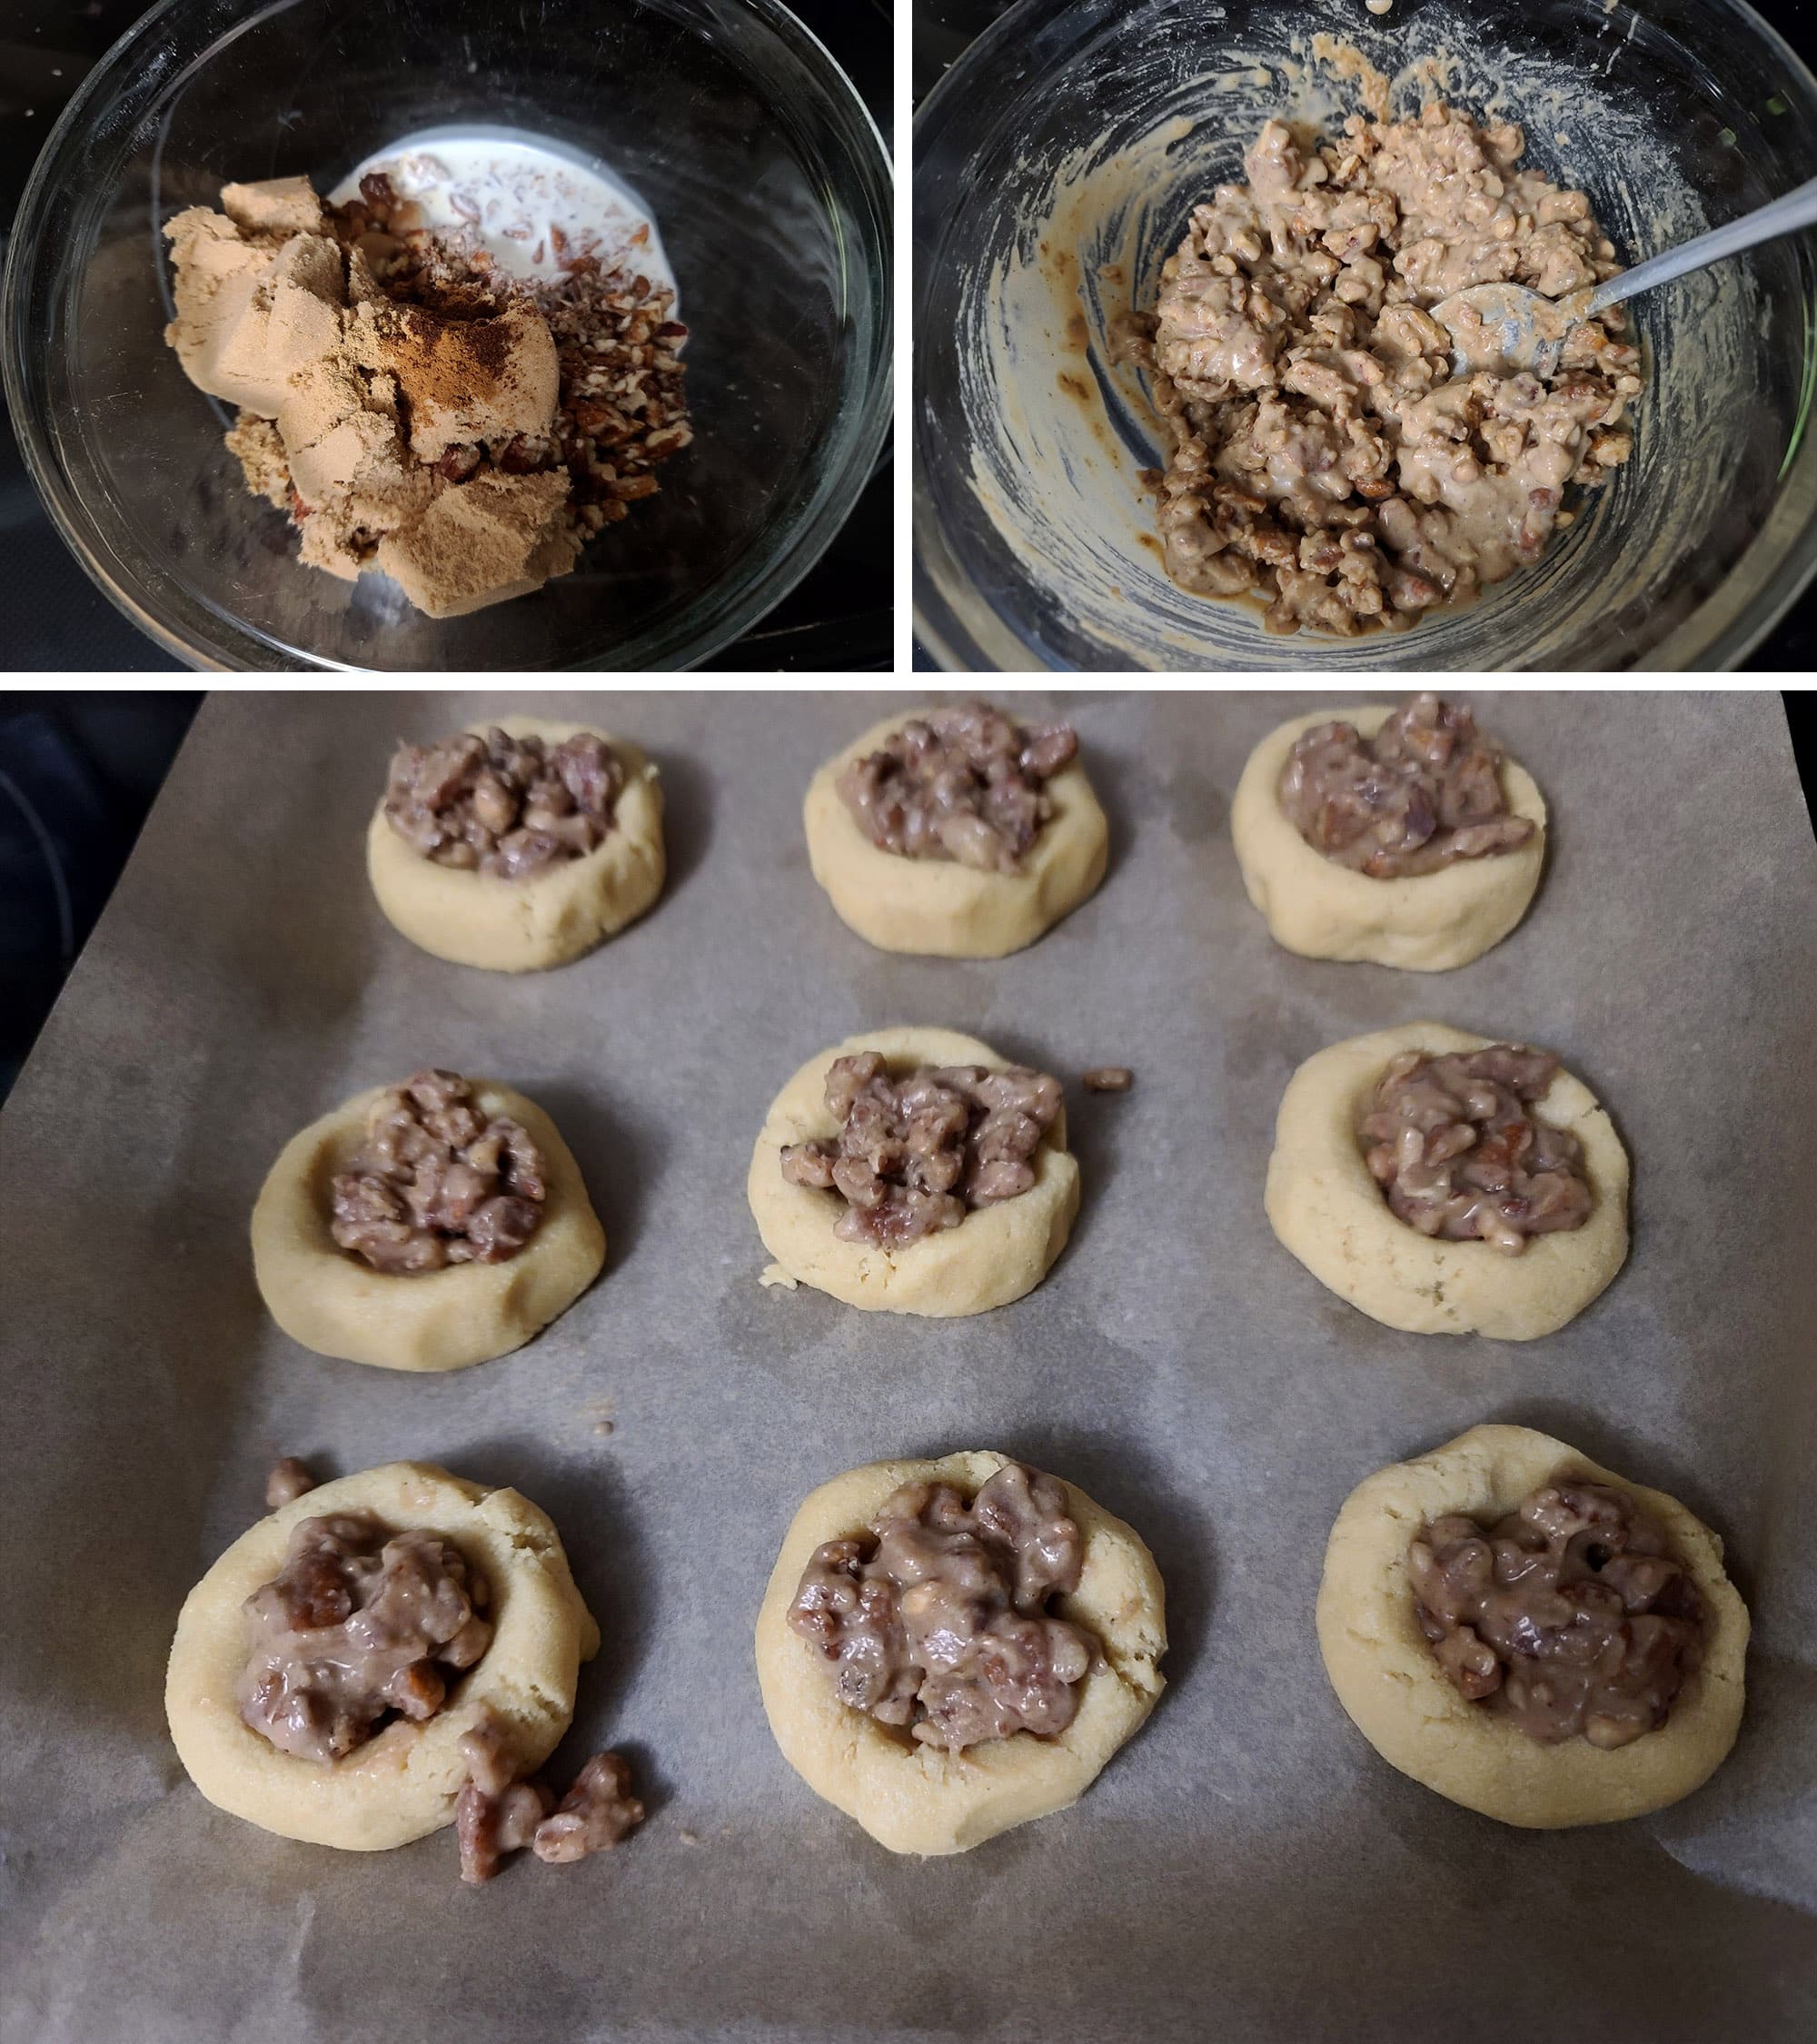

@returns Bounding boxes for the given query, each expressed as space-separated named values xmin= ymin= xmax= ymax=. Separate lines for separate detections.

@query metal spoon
xmin=1433 ymin=173 xmax=1817 ymax=378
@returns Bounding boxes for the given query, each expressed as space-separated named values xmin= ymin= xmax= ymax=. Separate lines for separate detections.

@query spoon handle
xmin=1586 ymin=174 xmax=1817 ymax=317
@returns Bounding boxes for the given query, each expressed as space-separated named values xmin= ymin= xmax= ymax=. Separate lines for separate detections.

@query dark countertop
xmin=0 ymin=0 xmax=891 ymax=671
xmin=911 ymin=0 xmax=1817 ymax=671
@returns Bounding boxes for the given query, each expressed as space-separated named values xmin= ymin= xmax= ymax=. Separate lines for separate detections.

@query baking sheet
xmin=1 ymin=690 xmax=1813 ymax=2044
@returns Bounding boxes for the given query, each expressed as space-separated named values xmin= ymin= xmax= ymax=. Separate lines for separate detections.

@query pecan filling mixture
xmin=1361 ymin=1045 xmax=1592 ymax=1253
xmin=779 ymin=1052 xmax=1063 ymax=1248
xmin=456 ymin=1706 xmax=645 ymax=1885
xmin=330 ymin=1068 xmax=547 ymax=1275
xmin=789 ymin=1464 xmax=1097 ymax=1751
xmin=332 ymin=171 xmax=690 ymax=545
xmin=1410 ymin=1480 xmax=1703 ymax=1748
xmin=836 ymin=701 xmax=1078 ymax=872
xmin=1279 ymin=692 xmax=1534 ymax=876
xmin=1117 ymin=105 xmax=1639 ymax=635
xmin=1082 ymin=1065 xmax=1135 ymax=1093
xmin=238 ymin=1512 xmax=491 ymax=1763
xmin=383 ymin=725 xmax=623 ymax=879
xmin=264 ymin=1456 xmax=318 ymax=1510
xmin=532 ymin=1752 xmax=646 ymax=1865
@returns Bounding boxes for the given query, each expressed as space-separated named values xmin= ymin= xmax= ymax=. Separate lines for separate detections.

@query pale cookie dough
xmin=252 ymin=1078 xmax=605 ymax=1370
xmin=1231 ymin=707 xmax=1545 ymax=971
xmin=803 ymin=710 xmax=1109 ymax=958
xmin=366 ymin=718 xmax=665 ymax=973
xmin=1316 ymin=1424 xmax=1748 ymax=1828
xmin=1266 ymin=1022 xmax=1627 ymax=1340
xmin=755 ymin=1451 xmax=1167 ymax=1855
xmin=166 ymin=1462 xmax=600 ymax=1851
xmin=747 ymin=1027 xmax=1079 ymax=1316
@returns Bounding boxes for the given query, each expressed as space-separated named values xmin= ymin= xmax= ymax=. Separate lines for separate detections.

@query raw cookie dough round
xmin=755 ymin=1450 xmax=1167 ymax=1855
xmin=252 ymin=1077 xmax=606 ymax=1371
xmin=1230 ymin=706 xmax=1546 ymax=971
xmin=1266 ymin=1022 xmax=1628 ymax=1341
xmin=803 ymin=709 xmax=1109 ymax=958
xmin=1316 ymin=1424 xmax=1748 ymax=1828
xmin=747 ymin=1026 xmax=1079 ymax=1316
xmin=366 ymin=717 xmax=665 ymax=973
xmin=166 ymin=1461 xmax=601 ymax=1851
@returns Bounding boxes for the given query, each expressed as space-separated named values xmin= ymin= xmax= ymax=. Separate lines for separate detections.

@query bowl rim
xmin=2 ymin=0 xmax=893 ymax=673
xmin=910 ymin=0 xmax=1817 ymax=673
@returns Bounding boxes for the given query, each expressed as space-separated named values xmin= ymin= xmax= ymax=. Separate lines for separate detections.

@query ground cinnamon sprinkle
xmin=380 ymin=304 xmax=538 ymax=430
xmin=332 ymin=171 xmax=692 ymax=547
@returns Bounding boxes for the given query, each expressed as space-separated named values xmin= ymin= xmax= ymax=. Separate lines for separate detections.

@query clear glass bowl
xmin=913 ymin=0 xmax=1817 ymax=670
xmin=3 ymin=0 xmax=891 ymax=671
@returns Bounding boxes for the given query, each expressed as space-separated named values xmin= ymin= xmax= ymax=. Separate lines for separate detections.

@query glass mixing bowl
xmin=913 ymin=0 xmax=1817 ymax=670
xmin=4 ymin=0 xmax=891 ymax=670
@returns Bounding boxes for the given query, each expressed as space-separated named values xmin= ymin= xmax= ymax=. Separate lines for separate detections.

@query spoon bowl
xmin=1433 ymin=283 xmax=1587 ymax=379
xmin=1435 ymin=171 xmax=1817 ymax=380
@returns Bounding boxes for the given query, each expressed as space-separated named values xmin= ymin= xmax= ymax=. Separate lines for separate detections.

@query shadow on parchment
xmin=1054 ymin=1078 xmax=1130 ymax=1266
xmin=1076 ymin=733 xmax=1143 ymax=900
xmin=646 ymin=743 xmax=716 ymax=904
xmin=452 ymin=1429 xmax=664 ymax=1813
xmin=11 ymin=706 xmax=385 ymax=1751
xmin=531 ymin=1078 xmax=660 ymax=1278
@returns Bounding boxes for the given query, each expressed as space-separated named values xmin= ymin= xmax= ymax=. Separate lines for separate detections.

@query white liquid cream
xmin=330 ymin=128 xmax=676 ymax=304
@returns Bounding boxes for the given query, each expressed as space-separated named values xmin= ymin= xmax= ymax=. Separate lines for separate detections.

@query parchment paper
xmin=1 ymin=691 xmax=1813 ymax=2044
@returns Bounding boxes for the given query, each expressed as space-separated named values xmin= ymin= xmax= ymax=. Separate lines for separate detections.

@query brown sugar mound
xmin=162 ymin=170 xmax=690 ymax=618
xmin=375 ymin=471 xmax=581 ymax=620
